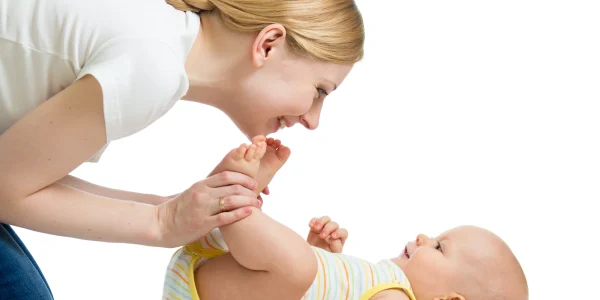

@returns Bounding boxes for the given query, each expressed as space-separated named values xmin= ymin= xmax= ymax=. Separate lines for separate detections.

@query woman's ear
xmin=251 ymin=24 xmax=287 ymax=68
xmin=433 ymin=292 xmax=465 ymax=300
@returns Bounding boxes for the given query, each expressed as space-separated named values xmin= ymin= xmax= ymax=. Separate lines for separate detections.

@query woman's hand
xmin=156 ymin=171 xmax=262 ymax=248
xmin=306 ymin=216 xmax=348 ymax=253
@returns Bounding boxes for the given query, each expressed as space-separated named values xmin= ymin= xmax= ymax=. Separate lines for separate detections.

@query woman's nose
xmin=300 ymin=101 xmax=323 ymax=130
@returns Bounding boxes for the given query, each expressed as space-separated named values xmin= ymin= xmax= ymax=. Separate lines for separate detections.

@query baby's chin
xmin=394 ymin=246 xmax=411 ymax=264
xmin=390 ymin=254 xmax=408 ymax=270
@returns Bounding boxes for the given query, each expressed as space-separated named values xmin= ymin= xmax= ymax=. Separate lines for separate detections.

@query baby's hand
xmin=307 ymin=216 xmax=348 ymax=253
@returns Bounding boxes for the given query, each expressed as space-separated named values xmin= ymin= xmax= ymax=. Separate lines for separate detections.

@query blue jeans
xmin=0 ymin=224 xmax=53 ymax=300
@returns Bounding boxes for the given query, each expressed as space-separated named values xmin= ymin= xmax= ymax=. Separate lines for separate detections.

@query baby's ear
xmin=433 ymin=292 xmax=465 ymax=300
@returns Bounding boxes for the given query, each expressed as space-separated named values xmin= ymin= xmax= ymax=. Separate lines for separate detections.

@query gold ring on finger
xmin=219 ymin=197 xmax=226 ymax=212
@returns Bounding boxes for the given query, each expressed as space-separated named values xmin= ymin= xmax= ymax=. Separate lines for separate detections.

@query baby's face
xmin=393 ymin=225 xmax=522 ymax=299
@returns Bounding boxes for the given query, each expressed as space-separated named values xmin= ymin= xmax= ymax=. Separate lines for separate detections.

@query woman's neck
xmin=182 ymin=12 xmax=254 ymax=109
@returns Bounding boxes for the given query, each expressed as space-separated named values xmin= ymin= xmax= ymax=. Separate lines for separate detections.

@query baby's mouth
xmin=404 ymin=246 xmax=410 ymax=258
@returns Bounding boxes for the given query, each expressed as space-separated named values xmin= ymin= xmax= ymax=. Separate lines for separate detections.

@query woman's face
xmin=211 ymin=22 xmax=353 ymax=138
xmin=226 ymin=55 xmax=353 ymax=138
xmin=186 ymin=18 xmax=357 ymax=139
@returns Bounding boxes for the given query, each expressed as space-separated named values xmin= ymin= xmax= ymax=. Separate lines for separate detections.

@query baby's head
xmin=392 ymin=225 xmax=528 ymax=300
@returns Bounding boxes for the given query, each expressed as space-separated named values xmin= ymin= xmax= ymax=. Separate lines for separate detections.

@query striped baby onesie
xmin=162 ymin=229 xmax=416 ymax=300
xmin=305 ymin=247 xmax=416 ymax=300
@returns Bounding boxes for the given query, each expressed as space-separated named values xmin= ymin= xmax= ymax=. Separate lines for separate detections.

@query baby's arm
xmin=195 ymin=207 xmax=318 ymax=300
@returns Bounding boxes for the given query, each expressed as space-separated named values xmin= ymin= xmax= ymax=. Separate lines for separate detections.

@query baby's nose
xmin=416 ymin=234 xmax=435 ymax=247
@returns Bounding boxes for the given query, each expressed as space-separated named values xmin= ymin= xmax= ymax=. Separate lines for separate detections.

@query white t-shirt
xmin=0 ymin=0 xmax=200 ymax=162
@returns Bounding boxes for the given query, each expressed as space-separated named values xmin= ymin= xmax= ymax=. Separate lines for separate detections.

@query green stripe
xmin=209 ymin=230 xmax=226 ymax=250
xmin=164 ymin=279 xmax=192 ymax=300
xmin=348 ymin=257 xmax=356 ymax=300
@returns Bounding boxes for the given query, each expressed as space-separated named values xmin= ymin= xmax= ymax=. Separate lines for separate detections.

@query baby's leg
xmin=208 ymin=137 xmax=290 ymax=194
xmin=208 ymin=135 xmax=267 ymax=181
xmin=195 ymin=142 xmax=316 ymax=300
xmin=254 ymin=137 xmax=291 ymax=192
xmin=196 ymin=208 xmax=317 ymax=300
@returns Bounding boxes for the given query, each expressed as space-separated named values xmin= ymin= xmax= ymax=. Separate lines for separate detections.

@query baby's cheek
xmin=417 ymin=256 xmax=441 ymax=274
xmin=410 ymin=255 xmax=447 ymax=284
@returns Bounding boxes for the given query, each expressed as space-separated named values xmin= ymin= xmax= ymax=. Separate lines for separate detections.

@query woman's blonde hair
xmin=166 ymin=0 xmax=364 ymax=64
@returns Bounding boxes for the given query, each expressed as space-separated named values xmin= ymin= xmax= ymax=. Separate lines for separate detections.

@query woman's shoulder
xmin=2 ymin=0 xmax=196 ymax=59
xmin=79 ymin=38 xmax=189 ymax=141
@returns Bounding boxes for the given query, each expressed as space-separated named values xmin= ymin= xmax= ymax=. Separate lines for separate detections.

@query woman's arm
xmin=196 ymin=207 xmax=318 ymax=300
xmin=0 ymin=75 xmax=162 ymax=245
xmin=0 ymin=74 xmax=260 ymax=248
xmin=58 ymin=175 xmax=168 ymax=205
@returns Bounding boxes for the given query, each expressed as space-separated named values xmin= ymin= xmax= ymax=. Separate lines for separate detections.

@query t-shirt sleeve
xmin=77 ymin=38 xmax=188 ymax=144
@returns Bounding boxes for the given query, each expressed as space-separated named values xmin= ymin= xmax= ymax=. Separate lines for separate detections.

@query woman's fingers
xmin=262 ymin=186 xmax=270 ymax=195
xmin=210 ymin=207 xmax=255 ymax=228
xmin=204 ymin=171 xmax=256 ymax=190
xmin=211 ymin=195 xmax=261 ymax=215
xmin=211 ymin=184 xmax=257 ymax=199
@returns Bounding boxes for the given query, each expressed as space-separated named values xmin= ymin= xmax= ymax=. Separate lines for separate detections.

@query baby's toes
xmin=245 ymin=144 xmax=257 ymax=161
xmin=231 ymin=144 xmax=248 ymax=161
xmin=276 ymin=145 xmax=291 ymax=162
xmin=255 ymin=142 xmax=267 ymax=160
xmin=251 ymin=135 xmax=267 ymax=144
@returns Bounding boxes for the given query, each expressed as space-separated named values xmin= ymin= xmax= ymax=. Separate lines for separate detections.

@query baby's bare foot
xmin=209 ymin=135 xmax=267 ymax=180
xmin=255 ymin=138 xmax=291 ymax=193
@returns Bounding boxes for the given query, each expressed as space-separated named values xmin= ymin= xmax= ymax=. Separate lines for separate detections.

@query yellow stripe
xmin=170 ymin=268 xmax=189 ymax=285
xmin=368 ymin=264 xmax=375 ymax=287
xmin=360 ymin=261 xmax=371 ymax=290
xmin=336 ymin=256 xmax=351 ymax=300
xmin=314 ymin=250 xmax=326 ymax=299
xmin=316 ymin=268 xmax=322 ymax=299
xmin=334 ymin=257 xmax=343 ymax=299
xmin=209 ymin=230 xmax=225 ymax=250
xmin=174 ymin=262 xmax=186 ymax=273
xmin=167 ymin=292 xmax=181 ymax=300
xmin=187 ymin=255 xmax=202 ymax=300
xmin=389 ymin=263 xmax=398 ymax=283
xmin=359 ymin=283 xmax=416 ymax=300
xmin=203 ymin=236 xmax=217 ymax=250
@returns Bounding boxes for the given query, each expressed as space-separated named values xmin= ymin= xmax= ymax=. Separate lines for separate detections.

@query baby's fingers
xmin=329 ymin=228 xmax=348 ymax=244
xmin=328 ymin=239 xmax=344 ymax=253
xmin=309 ymin=216 xmax=331 ymax=232
xmin=320 ymin=221 xmax=339 ymax=239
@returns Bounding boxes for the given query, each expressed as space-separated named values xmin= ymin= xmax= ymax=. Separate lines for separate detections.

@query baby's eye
xmin=435 ymin=241 xmax=443 ymax=252
xmin=316 ymin=87 xmax=328 ymax=96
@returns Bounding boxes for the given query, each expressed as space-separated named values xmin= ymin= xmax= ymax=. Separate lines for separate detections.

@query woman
xmin=0 ymin=0 xmax=364 ymax=298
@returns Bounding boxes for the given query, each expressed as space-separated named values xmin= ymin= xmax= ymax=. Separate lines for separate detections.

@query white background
xmin=14 ymin=1 xmax=599 ymax=299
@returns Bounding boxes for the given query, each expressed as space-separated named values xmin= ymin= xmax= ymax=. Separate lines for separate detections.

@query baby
xmin=162 ymin=136 xmax=528 ymax=300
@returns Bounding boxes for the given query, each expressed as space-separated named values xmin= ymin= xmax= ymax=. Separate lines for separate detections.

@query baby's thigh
xmin=196 ymin=253 xmax=315 ymax=300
